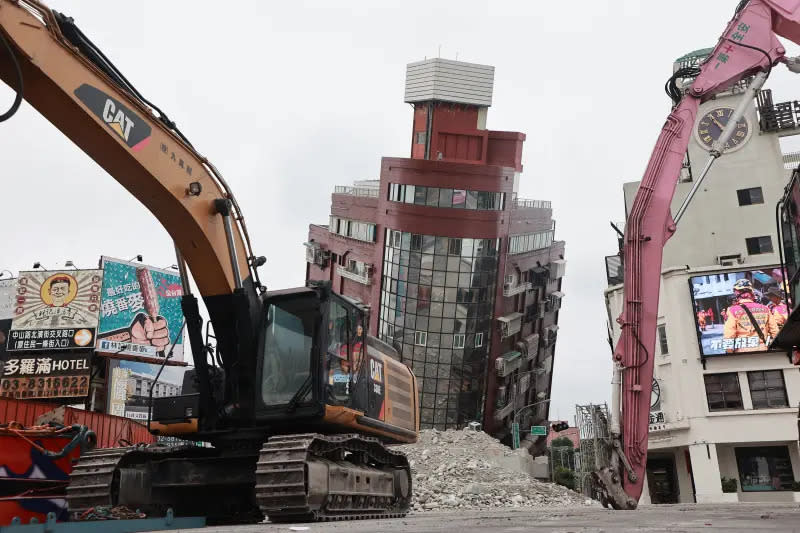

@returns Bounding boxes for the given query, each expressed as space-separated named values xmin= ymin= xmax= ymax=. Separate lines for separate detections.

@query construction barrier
xmin=0 ymin=398 xmax=154 ymax=448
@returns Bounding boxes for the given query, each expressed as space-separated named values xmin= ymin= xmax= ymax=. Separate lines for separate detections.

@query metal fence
xmin=574 ymin=403 xmax=613 ymax=498
xmin=513 ymin=198 xmax=551 ymax=209
xmin=333 ymin=186 xmax=379 ymax=198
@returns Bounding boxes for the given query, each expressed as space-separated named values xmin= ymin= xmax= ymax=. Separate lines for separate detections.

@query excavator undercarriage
xmin=66 ymin=433 xmax=411 ymax=524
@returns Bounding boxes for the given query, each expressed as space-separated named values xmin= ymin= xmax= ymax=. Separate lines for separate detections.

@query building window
xmin=416 ymin=131 xmax=427 ymax=145
xmin=747 ymin=370 xmax=788 ymax=409
xmin=448 ymin=238 xmax=462 ymax=256
xmin=414 ymin=331 xmax=427 ymax=346
xmin=508 ymin=230 xmax=555 ymax=255
xmin=745 ymin=236 xmax=773 ymax=255
xmin=453 ymin=334 xmax=465 ymax=349
xmin=704 ymin=373 xmax=743 ymax=411
xmin=657 ymin=324 xmax=669 ymax=355
xmin=504 ymin=274 xmax=514 ymax=285
xmin=329 ymin=216 xmax=376 ymax=243
xmin=736 ymin=446 xmax=793 ymax=491
xmin=737 ymin=187 xmax=764 ymax=206
xmin=410 ymin=234 xmax=422 ymax=251
xmin=387 ymin=183 xmax=505 ymax=211
xmin=475 ymin=332 xmax=484 ymax=348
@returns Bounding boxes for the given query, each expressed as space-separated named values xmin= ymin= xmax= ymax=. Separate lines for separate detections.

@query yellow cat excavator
xmin=0 ymin=0 xmax=418 ymax=524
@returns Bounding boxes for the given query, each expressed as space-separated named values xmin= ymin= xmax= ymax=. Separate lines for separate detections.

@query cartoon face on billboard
xmin=6 ymin=270 xmax=103 ymax=352
xmin=41 ymin=274 xmax=78 ymax=308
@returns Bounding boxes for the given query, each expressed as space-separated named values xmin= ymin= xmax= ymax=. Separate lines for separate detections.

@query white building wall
xmin=606 ymin=79 xmax=800 ymax=504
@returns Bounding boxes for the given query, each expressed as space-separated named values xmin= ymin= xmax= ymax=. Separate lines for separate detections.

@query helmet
xmin=733 ymin=279 xmax=754 ymax=294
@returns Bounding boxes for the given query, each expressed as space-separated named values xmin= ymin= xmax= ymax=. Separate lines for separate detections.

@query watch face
xmin=695 ymin=107 xmax=751 ymax=153
xmin=651 ymin=379 xmax=661 ymax=409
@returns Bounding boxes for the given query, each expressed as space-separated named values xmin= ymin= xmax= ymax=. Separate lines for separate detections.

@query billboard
xmin=690 ymin=268 xmax=788 ymax=356
xmin=96 ymin=257 xmax=184 ymax=363
xmin=0 ymin=352 xmax=91 ymax=399
xmin=107 ymin=359 xmax=184 ymax=420
xmin=6 ymin=270 xmax=103 ymax=351
xmin=0 ymin=278 xmax=14 ymax=320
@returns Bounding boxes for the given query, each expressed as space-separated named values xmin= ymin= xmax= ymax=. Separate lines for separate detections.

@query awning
xmin=753 ymin=272 xmax=776 ymax=285
xmin=497 ymin=312 xmax=523 ymax=323
xmin=500 ymin=350 xmax=522 ymax=362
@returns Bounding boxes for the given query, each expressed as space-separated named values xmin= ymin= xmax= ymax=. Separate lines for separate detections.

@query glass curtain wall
xmin=378 ymin=228 xmax=499 ymax=429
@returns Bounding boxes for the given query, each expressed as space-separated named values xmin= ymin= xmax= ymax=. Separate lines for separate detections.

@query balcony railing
xmin=757 ymin=89 xmax=800 ymax=134
xmin=783 ymin=151 xmax=800 ymax=170
xmin=334 ymin=186 xmax=379 ymax=198
xmin=503 ymin=281 xmax=531 ymax=297
xmin=336 ymin=265 xmax=371 ymax=285
xmin=513 ymin=198 xmax=551 ymax=209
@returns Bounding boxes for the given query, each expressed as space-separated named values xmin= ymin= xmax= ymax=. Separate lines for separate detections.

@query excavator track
xmin=255 ymin=433 xmax=412 ymax=522
xmin=65 ymin=446 xmax=131 ymax=517
xmin=66 ymin=444 xmax=264 ymax=524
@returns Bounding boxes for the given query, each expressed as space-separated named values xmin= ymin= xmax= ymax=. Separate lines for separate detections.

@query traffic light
xmin=550 ymin=421 xmax=569 ymax=433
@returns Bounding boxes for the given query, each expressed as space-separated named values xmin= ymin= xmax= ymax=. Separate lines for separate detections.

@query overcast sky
xmin=2 ymin=0 xmax=800 ymax=422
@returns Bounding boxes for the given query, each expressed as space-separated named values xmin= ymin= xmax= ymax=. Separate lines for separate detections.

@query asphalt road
xmin=176 ymin=503 xmax=800 ymax=533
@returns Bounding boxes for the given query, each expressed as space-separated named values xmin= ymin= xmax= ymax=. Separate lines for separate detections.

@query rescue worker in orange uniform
xmin=723 ymin=279 xmax=779 ymax=353
xmin=765 ymin=287 xmax=789 ymax=330
xmin=697 ymin=309 xmax=707 ymax=331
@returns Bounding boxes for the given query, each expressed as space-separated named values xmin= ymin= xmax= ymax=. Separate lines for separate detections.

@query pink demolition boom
xmin=599 ymin=0 xmax=800 ymax=509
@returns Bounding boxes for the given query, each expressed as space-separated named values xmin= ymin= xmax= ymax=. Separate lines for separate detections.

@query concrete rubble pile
xmin=396 ymin=428 xmax=594 ymax=512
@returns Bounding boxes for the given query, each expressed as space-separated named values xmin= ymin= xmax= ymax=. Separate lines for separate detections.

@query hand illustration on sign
xmin=128 ymin=313 xmax=170 ymax=349
xmin=127 ymin=267 xmax=171 ymax=352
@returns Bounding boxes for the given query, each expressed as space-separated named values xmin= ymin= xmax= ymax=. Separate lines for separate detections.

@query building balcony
xmin=757 ymin=89 xmax=800 ymax=135
xmin=503 ymin=281 xmax=531 ymax=297
xmin=497 ymin=312 xmax=522 ymax=339
xmin=336 ymin=265 xmax=372 ymax=285
xmin=494 ymin=401 xmax=514 ymax=422
xmin=495 ymin=350 xmax=522 ymax=378
xmin=334 ymin=185 xmax=379 ymax=198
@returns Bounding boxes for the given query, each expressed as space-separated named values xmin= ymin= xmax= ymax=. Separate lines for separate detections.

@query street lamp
xmin=32 ymin=262 xmax=47 ymax=270
xmin=129 ymin=255 xmax=143 ymax=262
xmin=64 ymin=261 xmax=77 ymax=270
xmin=511 ymin=397 xmax=551 ymax=450
xmin=0 ymin=270 xmax=13 ymax=279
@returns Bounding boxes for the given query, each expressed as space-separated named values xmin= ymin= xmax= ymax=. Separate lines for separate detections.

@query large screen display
xmin=690 ymin=268 xmax=788 ymax=356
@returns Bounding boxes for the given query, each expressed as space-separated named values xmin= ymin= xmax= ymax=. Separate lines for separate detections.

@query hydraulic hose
xmin=0 ymin=28 xmax=23 ymax=122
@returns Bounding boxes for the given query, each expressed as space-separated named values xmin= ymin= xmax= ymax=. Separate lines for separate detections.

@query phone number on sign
xmin=0 ymin=375 xmax=89 ymax=399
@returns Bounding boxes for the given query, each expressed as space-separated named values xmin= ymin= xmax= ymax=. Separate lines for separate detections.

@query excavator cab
xmin=151 ymin=283 xmax=416 ymax=443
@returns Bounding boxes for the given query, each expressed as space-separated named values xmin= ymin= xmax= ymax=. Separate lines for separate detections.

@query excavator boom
xmin=602 ymin=0 xmax=800 ymax=508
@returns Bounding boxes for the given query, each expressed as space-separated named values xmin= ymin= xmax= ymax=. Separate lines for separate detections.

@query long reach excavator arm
xmin=0 ymin=0 xmax=265 ymax=428
xmin=598 ymin=0 xmax=800 ymax=509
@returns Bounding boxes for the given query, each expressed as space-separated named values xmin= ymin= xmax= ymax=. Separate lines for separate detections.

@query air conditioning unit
xmin=503 ymin=282 xmax=512 ymax=291
xmin=537 ymin=301 xmax=547 ymax=319
xmin=717 ymin=253 xmax=744 ymax=267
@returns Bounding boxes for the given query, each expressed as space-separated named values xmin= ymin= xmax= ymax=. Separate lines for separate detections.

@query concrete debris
xmin=395 ymin=428 xmax=596 ymax=513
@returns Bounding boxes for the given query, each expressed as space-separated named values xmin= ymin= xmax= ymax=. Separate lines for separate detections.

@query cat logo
xmin=102 ymin=99 xmax=134 ymax=142
xmin=370 ymin=359 xmax=384 ymax=383
xmin=74 ymin=84 xmax=152 ymax=151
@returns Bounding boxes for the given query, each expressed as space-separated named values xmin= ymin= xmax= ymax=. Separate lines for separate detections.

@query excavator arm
xmin=599 ymin=0 xmax=800 ymax=509
xmin=0 ymin=0 xmax=265 ymax=426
